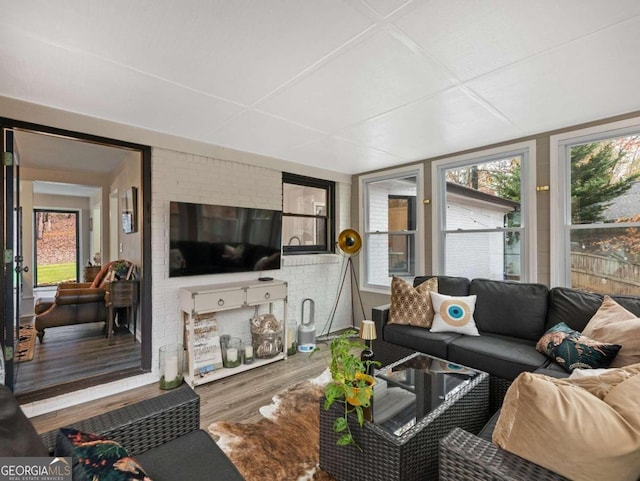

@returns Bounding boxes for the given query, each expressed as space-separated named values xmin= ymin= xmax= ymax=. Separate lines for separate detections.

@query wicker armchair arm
xmin=439 ymin=427 xmax=568 ymax=481
xmin=39 ymin=384 xmax=200 ymax=455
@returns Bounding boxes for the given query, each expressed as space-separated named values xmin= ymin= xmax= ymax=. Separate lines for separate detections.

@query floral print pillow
xmin=57 ymin=428 xmax=152 ymax=481
xmin=536 ymin=322 xmax=621 ymax=372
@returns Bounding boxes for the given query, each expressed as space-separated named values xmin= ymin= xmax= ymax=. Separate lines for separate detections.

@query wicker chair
xmin=439 ymin=427 xmax=568 ymax=480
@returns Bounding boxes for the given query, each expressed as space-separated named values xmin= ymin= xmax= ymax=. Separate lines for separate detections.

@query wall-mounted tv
xmin=169 ymin=201 xmax=282 ymax=278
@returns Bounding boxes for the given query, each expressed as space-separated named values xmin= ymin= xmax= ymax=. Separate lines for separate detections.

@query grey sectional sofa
xmin=372 ymin=275 xmax=640 ymax=411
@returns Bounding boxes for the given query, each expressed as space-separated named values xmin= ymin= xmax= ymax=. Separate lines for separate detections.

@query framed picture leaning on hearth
xmin=122 ymin=186 xmax=138 ymax=234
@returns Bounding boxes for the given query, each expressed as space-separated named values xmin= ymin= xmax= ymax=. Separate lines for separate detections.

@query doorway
xmin=1 ymin=118 xmax=152 ymax=402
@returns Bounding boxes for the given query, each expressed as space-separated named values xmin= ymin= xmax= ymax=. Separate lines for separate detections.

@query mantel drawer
xmin=193 ymin=289 xmax=245 ymax=312
xmin=246 ymin=283 xmax=287 ymax=305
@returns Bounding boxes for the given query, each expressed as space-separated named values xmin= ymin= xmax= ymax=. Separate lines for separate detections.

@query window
xmin=551 ymin=119 xmax=640 ymax=294
xmin=34 ymin=209 xmax=79 ymax=287
xmin=433 ymin=141 xmax=536 ymax=281
xmin=361 ymin=166 xmax=423 ymax=290
xmin=282 ymin=173 xmax=334 ymax=254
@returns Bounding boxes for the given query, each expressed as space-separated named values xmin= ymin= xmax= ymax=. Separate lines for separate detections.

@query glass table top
xmin=372 ymin=353 xmax=480 ymax=437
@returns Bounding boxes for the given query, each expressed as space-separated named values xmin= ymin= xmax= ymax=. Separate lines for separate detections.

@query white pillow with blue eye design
xmin=429 ymin=291 xmax=480 ymax=336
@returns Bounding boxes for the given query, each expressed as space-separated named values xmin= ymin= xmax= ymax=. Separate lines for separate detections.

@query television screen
xmin=169 ymin=201 xmax=282 ymax=277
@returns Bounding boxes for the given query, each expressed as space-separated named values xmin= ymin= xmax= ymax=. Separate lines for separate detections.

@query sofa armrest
xmin=58 ymin=282 xmax=93 ymax=289
xmin=55 ymin=288 xmax=105 ymax=305
xmin=39 ymin=384 xmax=200 ymax=455
xmin=372 ymin=303 xmax=390 ymax=334
xmin=439 ymin=427 xmax=568 ymax=481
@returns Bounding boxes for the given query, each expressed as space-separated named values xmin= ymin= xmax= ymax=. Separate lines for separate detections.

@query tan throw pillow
xmin=493 ymin=371 xmax=640 ymax=481
xmin=388 ymin=276 xmax=438 ymax=328
xmin=583 ymin=296 xmax=640 ymax=368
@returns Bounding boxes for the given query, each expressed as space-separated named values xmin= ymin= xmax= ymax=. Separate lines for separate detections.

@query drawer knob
xmin=218 ymin=299 xmax=225 ymax=306
xmin=264 ymin=292 xmax=271 ymax=299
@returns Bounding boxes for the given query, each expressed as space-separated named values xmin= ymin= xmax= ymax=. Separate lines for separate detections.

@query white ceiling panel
xmin=257 ymin=29 xmax=454 ymax=131
xmin=466 ymin=17 xmax=640 ymax=134
xmin=1 ymin=0 xmax=374 ymax=106
xmin=0 ymin=26 xmax=245 ymax=141
xmin=395 ymin=0 xmax=640 ymax=82
xmin=1 ymin=1 xmax=640 ymax=175
xmin=211 ymin=111 xmax=325 ymax=159
xmin=341 ymin=87 xmax=522 ymax=160
xmin=361 ymin=0 xmax=414 ymax=18
xmin=282 ymin=136 xmax=406 ymax=173
xmin=15 ymin=130 xmax=131 ymax=173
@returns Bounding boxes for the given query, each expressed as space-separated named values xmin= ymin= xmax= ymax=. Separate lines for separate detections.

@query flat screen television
xmin=169 ymin=201 xmax=282 ymax=278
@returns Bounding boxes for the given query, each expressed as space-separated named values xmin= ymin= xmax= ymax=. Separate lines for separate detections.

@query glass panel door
xmin=2 ymin=128 xmax=21 ymax=389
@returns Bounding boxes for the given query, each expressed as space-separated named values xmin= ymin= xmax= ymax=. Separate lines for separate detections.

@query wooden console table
xmin=105 ymin=280 xmax=139 ymax=344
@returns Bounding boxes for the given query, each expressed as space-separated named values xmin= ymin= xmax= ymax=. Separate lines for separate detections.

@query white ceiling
xmin=2 ymin=0 xmax=640 ymax=175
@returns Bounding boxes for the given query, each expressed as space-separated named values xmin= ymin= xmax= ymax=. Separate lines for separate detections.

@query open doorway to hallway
xmin=1 ymin=119 xmax=152 ymax=403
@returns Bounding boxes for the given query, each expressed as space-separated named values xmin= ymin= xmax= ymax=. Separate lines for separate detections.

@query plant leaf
xmin=333 ymin=417 xmax=348 ymax=433
xmin=337 ymin=433 xmax=354 ymax=446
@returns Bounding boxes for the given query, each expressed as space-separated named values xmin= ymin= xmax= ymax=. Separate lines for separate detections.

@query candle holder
xmin=159 ymin=343 xmax=184 ymax=390
xmin=243 ymin=343 xmax=254 ymax=364
xmin=222 ymin=337 xmax=242 ymax=368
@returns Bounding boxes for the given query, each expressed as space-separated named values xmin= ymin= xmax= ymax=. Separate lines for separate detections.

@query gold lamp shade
xmin=359 ymin=320 xmax=377 ymax=341
xmin=337 ymin=228 xmax=362 ymax=255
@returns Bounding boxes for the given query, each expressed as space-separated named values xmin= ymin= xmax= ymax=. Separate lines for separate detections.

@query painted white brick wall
xmin=22 ymin=147 xmax=352 ymax=418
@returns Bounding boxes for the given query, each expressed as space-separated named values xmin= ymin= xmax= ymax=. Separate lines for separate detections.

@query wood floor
xmin=30 ymin=341 xmax=330 ymax=434
xmin=15 ymin=321 xmax=140 ymax=397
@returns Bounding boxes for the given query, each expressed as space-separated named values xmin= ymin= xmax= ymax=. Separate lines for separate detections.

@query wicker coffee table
xmin=319 ymin=352 xmax=489 ymax=481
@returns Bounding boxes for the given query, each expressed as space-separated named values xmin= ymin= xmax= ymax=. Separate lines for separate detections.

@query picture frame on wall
xmin=122 ymin=186 xmax=138 ymax=234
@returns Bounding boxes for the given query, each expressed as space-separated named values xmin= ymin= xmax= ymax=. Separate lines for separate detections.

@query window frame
xmin=550 ymin=116 xmax=640 ymax=287
xmin=282 ymin=172 xmax=335 ymax=255
xmin=432 ymin=140 xmax=537 ymax=282
xmin=359 ymin=164 xmax=424 ymax=293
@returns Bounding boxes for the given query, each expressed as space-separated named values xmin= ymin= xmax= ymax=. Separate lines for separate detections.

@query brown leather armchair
xmin=34 ymin=282 xmax=108 ymax=343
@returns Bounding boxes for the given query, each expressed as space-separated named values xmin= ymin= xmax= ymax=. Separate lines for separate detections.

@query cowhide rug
xmin=208 ymin=369 xmax=336 ymax=481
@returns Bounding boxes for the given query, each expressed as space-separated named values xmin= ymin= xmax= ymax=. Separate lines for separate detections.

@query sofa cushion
xmin=137 ymin=429 xmax=245 ymax=481
xmin=430 ymin=292 xmax=479 ymax=336
xmin=383 ymin=324 xmax=460 ymax=359
xmin=0 ymin=385 xmax=49 ymax=456
xmin=56 ymin=428 xmax=152 ymax=481
xmin=563 ymin=362 xmax=640 ymax=399
xmin=448 ymin=333 xmax=547 ymax=381
xmin=470 ymin=278 xmax=548 ymax=341
xmin=583 ymin=296 xmax=640 ymax=368
xmin=388 ymin=276 xmax=438 ymax=328
xmin=533 ymin=363 xmax=569 ymax=378
xmin=536 ymin=322 xmax=621 ymax=372
xmin=414 ymin=275 xmax=469 ymax=296
xmin=546 ymin=287 xmax=640 ymax=332
xmin=492 ymin=370 xmax=640 ymax=481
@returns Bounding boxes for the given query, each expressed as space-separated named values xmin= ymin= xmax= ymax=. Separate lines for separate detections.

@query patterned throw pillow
xmin=56 ymin=429 xmax=152 ymax=481
xmin=583 ymin=296 xmax=640 ymax=368
xmin=429 ymin=291 xmax=479 ymax=336
xmin=388 ymin=276 xmax=438 ymax=328
xmin=536 ymin=322 xmax=621 ymax=372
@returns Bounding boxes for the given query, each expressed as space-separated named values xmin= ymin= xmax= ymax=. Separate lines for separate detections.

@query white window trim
xmin=431 ymin=140 xmax=537 ymax=281
xmin=550 ymin=116 xmax=640 ymax=288
xmin=359 ymin=164 xmax=424 ymax=294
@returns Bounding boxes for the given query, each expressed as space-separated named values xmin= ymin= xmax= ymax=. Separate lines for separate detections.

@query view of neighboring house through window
xmin=553 ymin=126 xmax=640 ymax=294
xmin=434 ymin=143 xmax=534 ymax=281
xmin=361 ymin=167 xmax=422 ymax=289
xmin=282 ymin=173 xmax=334 ymax=254
xmin=34 ymin=210 xmax=79 ymax=286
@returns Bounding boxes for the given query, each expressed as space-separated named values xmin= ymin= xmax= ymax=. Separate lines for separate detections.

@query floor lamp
xmin=318 ymin=229 xmax=367 ymax=340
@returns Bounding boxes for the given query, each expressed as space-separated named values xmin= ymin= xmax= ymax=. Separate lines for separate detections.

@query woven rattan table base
xmin=319 ymin=357 xmax=489 ymax=481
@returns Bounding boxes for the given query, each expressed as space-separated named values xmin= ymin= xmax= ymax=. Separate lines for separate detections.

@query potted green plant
xmin=317 ymin=330 xmax=379 ymax=449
